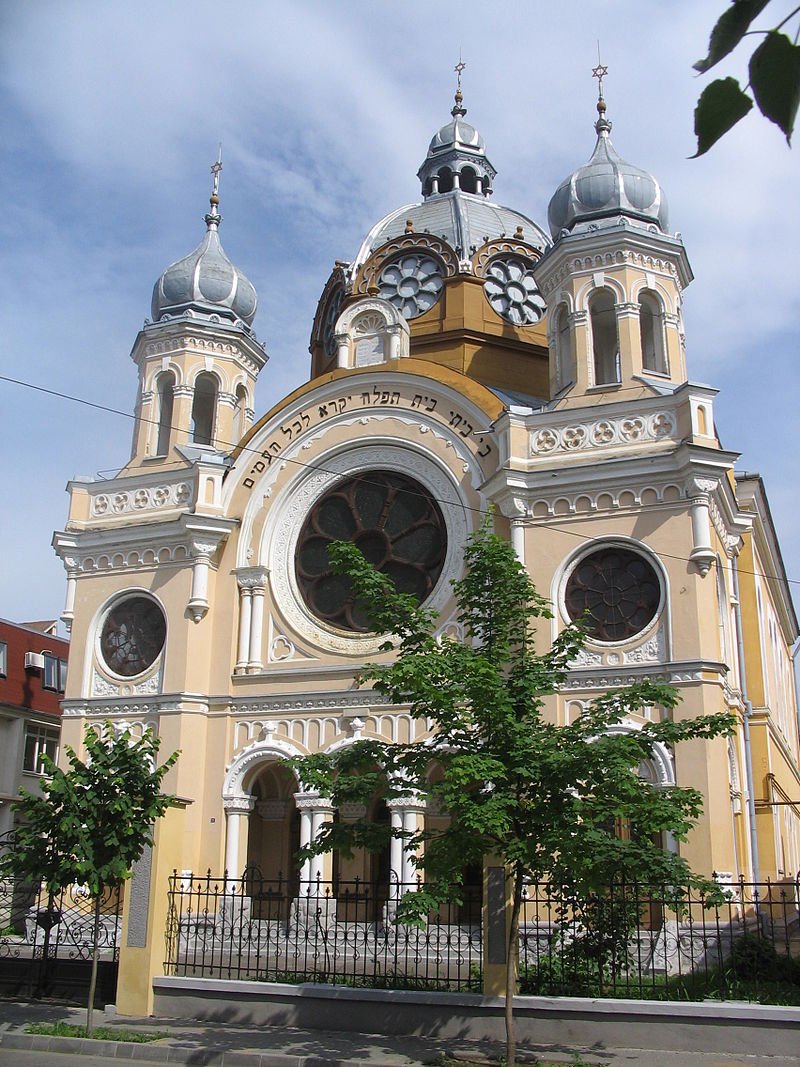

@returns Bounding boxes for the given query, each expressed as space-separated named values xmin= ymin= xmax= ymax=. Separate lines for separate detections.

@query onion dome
xmin=151 ymin=167 xmax=257 ymax=326
xmin=353 ymin=88 xmax=548 ymax=268
xmin=547 ymin=94 xmax=669 ymax=238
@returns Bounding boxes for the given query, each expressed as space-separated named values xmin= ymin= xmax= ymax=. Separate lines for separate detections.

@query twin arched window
xmin=638 ymin=290 xmax=668 ymax=374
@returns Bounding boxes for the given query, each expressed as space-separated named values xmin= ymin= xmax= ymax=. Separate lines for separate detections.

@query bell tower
xmin=127 ymin=157 xmax=267 ymax=470
xmin=533 ymin=75 xmax=691 ymax=405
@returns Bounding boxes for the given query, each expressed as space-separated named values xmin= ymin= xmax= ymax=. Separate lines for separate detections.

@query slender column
xmin=389 ymin=808 xmax=404 ymax=892
xmin=249 ymin=586 xmax=265 ymax=671
xmin=387 ymin=795 xmax=426 ymax=893
xmin=510 ymin=520 xmax=526 ymax=567
xmin=188 ymin=541 xmax=217 ymax=622
xmin=310 ymin=799 xmax=335 ymax=883
xmin=61 ymin=557 xmax=78 ymax=633
xmin=236 ymin=587 xmax=252 ymax=672
xmin=688 ymin=477 xmax=717 ymax=576
xmin=294 ymin=794 xmax=315 ymax=883
xmin=223 ymin=795 xmax=255 ymax=878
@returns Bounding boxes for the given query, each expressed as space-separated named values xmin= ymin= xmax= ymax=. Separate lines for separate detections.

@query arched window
xmin=460 ymin=166 xmax=477 ymax=194
xmin=553 ymin=303 xmax=571 ymax=386
xmin=156 ymin=372 xmax=175 ymax=456
xmin=589 ymin=289 xmax=620 ymax=385
xmin=437 ymin=167 xmax=454 ymax=194
xmin=639 ymin=291 xmax=667 ymax=374
xmin=191 ymin=373 xmax=217 ymax=446
xmin=233 ymin=384 xmax=248 ymax=443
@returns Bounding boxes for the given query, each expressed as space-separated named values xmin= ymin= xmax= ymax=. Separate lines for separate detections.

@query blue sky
xmin=1 ymin=0 xmax=798 ymax=627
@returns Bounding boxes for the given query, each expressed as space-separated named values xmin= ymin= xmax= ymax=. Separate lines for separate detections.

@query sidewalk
xmin=1 ymin=997 xmax=800 ymax=1067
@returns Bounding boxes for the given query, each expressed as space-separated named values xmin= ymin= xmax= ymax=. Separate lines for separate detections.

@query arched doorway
xmin=244 ymin=761 xmax=300 ymax=920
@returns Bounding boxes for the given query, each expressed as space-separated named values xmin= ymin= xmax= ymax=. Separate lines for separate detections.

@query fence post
xmin=482 ymin=854 xmax=514 ymax=996
xmin=116 ymin=801 xmax=189 ymax=1016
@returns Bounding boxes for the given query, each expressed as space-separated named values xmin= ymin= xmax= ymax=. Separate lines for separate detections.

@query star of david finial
xmin=455 ymin=56 xmax=466 ymax=92
xmin=592 ymin=63 xmax=608 ymax=82
xmin=210 ymin=144 xmax=223 ymax=200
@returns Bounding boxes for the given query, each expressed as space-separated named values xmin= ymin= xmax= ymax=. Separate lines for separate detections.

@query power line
xmin=1 ymin=373 xmax=797 ymax=593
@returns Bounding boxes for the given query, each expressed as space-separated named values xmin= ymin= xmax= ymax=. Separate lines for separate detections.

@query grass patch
xmin=26 ymin=1021 xmax=167 ymax=1043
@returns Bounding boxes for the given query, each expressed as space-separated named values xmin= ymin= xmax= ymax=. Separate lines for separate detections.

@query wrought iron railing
xmin=518 ymin=873 xmax=800 ymax=1000
xmin=164 ymin=870 xmax=800 ymax=1000
xmin=164 ymin=870 xmax=482 ymax=990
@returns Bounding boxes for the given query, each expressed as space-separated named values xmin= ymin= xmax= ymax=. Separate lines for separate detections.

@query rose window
xmin=377 ymin=254 xmax=444 ymax=320
xmin=100 ymin=596 xmax=166 ymax=677
xmin=484 ymin=256 xmax=546 ymax=326
xmin=565 ymin=547 xmax=661 ymax=642
xmin=295 ymin=471 xmax=447 ymax=632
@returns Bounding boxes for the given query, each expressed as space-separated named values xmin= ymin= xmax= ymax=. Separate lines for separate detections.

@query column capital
xmin=236 ymin=566 xmax=269 ymax=590
xmin=223 ymin=794 xmax=255 ymax=814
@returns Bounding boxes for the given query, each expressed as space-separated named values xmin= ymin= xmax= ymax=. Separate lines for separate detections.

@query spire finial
xmin=452 ymin=54 xmax=467 ymax=116
xmin=591 ymin=46 xmax=611 ymax=135
xmin=205 ymin=144 xmax=223 ymax=229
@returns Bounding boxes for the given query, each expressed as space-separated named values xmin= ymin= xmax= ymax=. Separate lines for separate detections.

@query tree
xmin=693 ymin=1 xmax=800 ymax=155
xmin=0 ymin=724 xmax=178 ymax=1034
xmin=292 ymin=520 xmax=733 ymax=1067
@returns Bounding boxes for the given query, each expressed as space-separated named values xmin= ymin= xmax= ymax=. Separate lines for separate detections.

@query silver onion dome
xmin=547 ymin=97 xmax=669 ymax=238
xmin=151 ymin=178 xmax=257 ymax=326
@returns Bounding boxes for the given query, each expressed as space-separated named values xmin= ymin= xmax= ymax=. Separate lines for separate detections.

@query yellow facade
xmin=54 ymin=91 xmax=799 ymax=1012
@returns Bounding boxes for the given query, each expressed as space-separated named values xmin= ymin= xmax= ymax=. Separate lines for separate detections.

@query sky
xmin=1 ymin=0 xmax=798 ymax=631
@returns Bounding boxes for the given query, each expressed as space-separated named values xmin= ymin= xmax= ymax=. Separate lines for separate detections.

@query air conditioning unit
xmin=24 ymin=652 xmax=45 ymax=670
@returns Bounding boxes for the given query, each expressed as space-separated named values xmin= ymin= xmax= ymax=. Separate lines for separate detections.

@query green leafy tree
xmin=693 ymin=1 xmax=800 ymax=155
xmin=292 ymin=520 xmax=733 ymax=1067
xmin=0 ymin=724 xmax=178 ymax=1034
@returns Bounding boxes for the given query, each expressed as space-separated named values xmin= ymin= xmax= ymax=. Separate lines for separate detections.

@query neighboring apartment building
xmin=0 ymin=618 xmax=68 ymax=845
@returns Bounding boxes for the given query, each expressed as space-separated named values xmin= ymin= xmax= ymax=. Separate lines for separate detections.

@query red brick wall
xmin=0 ymin=620 xmax=68 ymax=716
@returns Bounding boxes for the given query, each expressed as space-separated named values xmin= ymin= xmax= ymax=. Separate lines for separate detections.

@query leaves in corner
xmin=693 ymin=0 xmax=771 ymax=73
xmin=749 ymin=31 xmax=800 ymax=142
xmin=692 ymin=76 xmax=754 ymax=156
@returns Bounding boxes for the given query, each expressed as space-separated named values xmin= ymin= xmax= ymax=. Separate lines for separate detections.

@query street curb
xmin=0 ymin=1031 xmax=421 ymax=1067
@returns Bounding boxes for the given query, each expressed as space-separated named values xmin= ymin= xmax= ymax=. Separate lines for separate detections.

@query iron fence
xmin=0 ymin=878 xmax=121 ymax=1000
xmin=165 ymin=870 xmax=799 ymax=1000
xmin=165 ymin=870 xmax=482 ymax=990
xmin=518 ymin=873 xmax=800 ymax=1000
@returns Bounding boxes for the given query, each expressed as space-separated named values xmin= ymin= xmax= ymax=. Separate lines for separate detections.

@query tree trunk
xmin=504 ymin=864 xmax=524 ymax=1067
xmin=86 ymin=894 xmax=102 ymax=1036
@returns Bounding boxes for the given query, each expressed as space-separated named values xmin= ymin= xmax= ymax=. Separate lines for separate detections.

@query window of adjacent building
xmin=639 ymin=290 xmax=667 ymax=374
xmin=156 ymin=371 xmax=176 ymax=455
xmin=43 ymin=653 xmax=68 ymax=692
xmin=23 ymin=725 xmax=59 ymax=774
xmin=589 ymin=289 xmax=620 ymax=385
xmin=0 ymin=640 xmax=6 ymax=676
xmin=191 ymin=373 xmax=217 ymax=446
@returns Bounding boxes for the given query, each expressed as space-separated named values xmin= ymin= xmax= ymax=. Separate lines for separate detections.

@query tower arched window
xmin=191 ymin=373 xmax=217 ymax=447
xmin=437 ymin=167 xmax=454 ymax=194
xmin=156 ymin=372 xmax=175 ymax=456
xmin=589 ymin=289 xmax=620 ymax=386
xmin=553 ymin=303 xmax=572 ymax=386
xmin=460 ymin=166 xmax=477 ymax=194
xmin=233 ymin=384 xmax=248 ymax=443
xmin=639 ymin=290 xmax=667 ymax=374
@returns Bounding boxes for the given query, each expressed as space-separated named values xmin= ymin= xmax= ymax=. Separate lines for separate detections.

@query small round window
xmin=564 ymin=546 xmax=661 ymax=642
xmin=100 ymin=596 xmax=166 ymax=677
xmin=295 ymin=471 xmax=446 ymax=632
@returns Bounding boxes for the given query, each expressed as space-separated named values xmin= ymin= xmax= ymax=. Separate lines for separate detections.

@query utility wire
xmin=1 ymin=373 xmax=797 ymax=593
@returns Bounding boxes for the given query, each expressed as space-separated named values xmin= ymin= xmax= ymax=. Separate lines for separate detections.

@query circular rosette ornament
xmin=295 ymin=471 xmax=447 ymax=632
xmin=484 ymin=256 xmax=546 ymax=326
xmin=377 ymin=254 xmax=444 ymax=320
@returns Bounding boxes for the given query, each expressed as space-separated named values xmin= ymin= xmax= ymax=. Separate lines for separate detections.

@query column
xmin=386 ymin=795 xmax=426 ymax=893
xmin=249 ymin=586 xmax=265 ymax=671
xmin=292 ymin=791 xmax=336 ymax=930
xmin=223 ymin=795 xmax=255 ymax=878
xmin=235 ymin=586 xmax=252 ymax=672
xmin=188 ymin=541 xmax=216 ymax=622
xmin=61 ymin=557 xmax=78 ymax=634
xmin=689 ymin=477 xmax=717 ymax=577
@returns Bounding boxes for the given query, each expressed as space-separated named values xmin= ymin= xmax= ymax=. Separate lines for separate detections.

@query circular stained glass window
xmin=377 ymin=253 xmax=444 ymax=320
xmin=295 ymin=471 xmax=447 ymax=632
xmin=564 ymin=547 xmax=661 ymax=642
xmin=100 ymin=596 xmax=166 ymax=677
xmin=484 ymin=255 xmax=546 ymax=326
